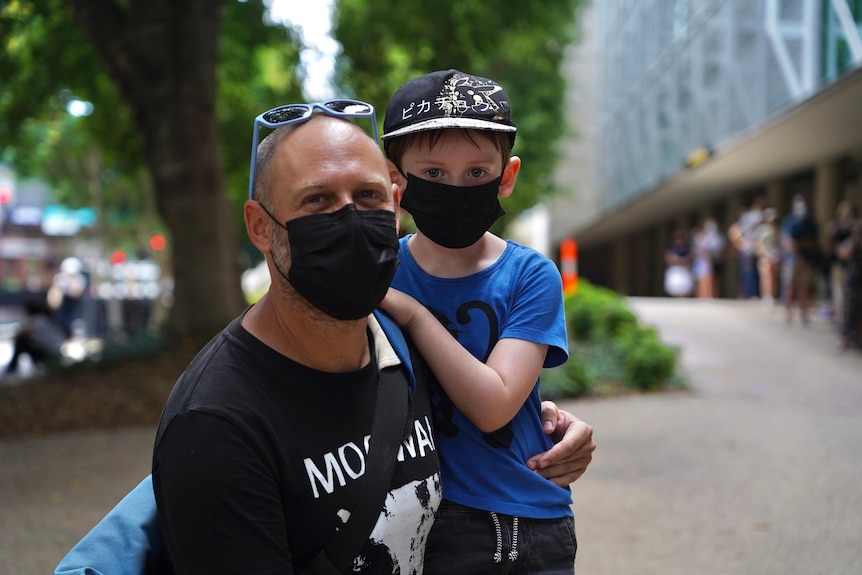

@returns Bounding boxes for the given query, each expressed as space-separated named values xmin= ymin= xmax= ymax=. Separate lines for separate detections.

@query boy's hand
xmin=529 ymin=402 xmax=595 ymax=487
xmin=379 ymin=288 xmax=421 ymax=327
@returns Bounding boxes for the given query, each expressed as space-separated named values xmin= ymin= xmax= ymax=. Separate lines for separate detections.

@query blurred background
xmin=547 ymin=0 xmax=862 ymax=301
xmin=2 ymin=2 xmax=862 ymax=574
xmin=2 ymin=0 xmax=861 ymax=361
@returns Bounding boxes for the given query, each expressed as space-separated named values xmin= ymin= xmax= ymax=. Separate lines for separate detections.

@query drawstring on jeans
xmin=510 ymin=516 xmax=519 ymax=562
xmin=490 ymin=512 xmax=519 ymax=563
xmin=491 ymin=512 xmax=503 ymax=563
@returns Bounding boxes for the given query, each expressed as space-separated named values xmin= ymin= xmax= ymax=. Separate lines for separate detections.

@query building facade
xmin=550 ymin=0 xmax=862 ymax=297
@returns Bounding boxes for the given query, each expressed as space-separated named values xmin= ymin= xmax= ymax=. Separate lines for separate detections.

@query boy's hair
xmin=385 ymin=128 xmax=514 ymax=175
xmin=382 ymin=69 xmax=516 ymax=152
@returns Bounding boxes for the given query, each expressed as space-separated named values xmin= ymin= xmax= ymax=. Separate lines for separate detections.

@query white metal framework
xmin=595 ymin=0 xmax=862 ymax=208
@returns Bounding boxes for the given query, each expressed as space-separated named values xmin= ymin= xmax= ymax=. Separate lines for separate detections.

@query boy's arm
xmin=381 ymin=288 xmax=545 ymax=432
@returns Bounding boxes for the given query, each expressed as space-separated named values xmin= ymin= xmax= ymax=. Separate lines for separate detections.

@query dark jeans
xmin=739 ymin=252 xmax=760 ymax=298
xmin=424 ymin=500 xmax=577 ymax=575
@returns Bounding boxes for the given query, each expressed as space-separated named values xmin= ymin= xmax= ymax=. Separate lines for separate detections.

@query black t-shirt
xmin=153 ymin=314 xmax=441 ymax=574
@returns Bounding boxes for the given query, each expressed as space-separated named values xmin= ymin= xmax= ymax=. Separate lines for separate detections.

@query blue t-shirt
xmin=391 ymin=235 xmax=572 ymax=518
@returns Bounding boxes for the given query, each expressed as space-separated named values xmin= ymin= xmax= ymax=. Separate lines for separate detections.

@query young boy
xmin=380 ymin=69 xmax=576 ymax=574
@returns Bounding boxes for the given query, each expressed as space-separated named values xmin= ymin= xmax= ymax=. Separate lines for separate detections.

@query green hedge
xmin=542 ymin=279 xmax=681 ymax=399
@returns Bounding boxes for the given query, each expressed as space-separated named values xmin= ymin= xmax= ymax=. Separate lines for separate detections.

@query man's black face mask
xmin=262 ymin=203 xmax=400 ymax=320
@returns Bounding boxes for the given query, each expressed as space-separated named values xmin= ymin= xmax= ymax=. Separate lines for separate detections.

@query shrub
xmin=565 ymin=281 xmax=638 ymax=341
xmin=541 ymin=279 xmax=681 ymax=399
xmin=616 ymin=327 xmax=678 ymax=391
xmin=542 ymin=355 xmax=593 ymax=399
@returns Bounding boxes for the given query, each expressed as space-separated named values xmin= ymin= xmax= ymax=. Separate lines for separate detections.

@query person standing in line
xmin=782 ymin=194 xmax=820 ymax=325
xmin=691 ymin=217 xmax=724 ymax=298
xmin=664 ymin=228 xmax=694 ymax=298
xmin=728 ymin=199 xmax=764 ymax=299
xmin=779 ymin=201 xmax=801 ymax=313
xmin=691 ymin=225 xmax=711 ymax=298
xmin=380 ymin=69 xmax=580 ymax=574
xmin=835 ymin=210 xmax=862 ymax=350
xmin=826 ymin=200 xmax=856 ymax=329
xmin=701 ymin=216 xmax=726 ymax=297
xmin=754 ymin=208 xmax=781 ymax=307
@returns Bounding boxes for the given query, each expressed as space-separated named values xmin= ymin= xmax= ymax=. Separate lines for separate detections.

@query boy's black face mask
xmin=265 ymin=203 xmax=400 ymax=320
xmin=400 ymin=173 xmax=505 ymax=249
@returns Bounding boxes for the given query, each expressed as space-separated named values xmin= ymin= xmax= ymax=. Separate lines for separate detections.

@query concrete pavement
xmin=1 ymin=297 xmax=861 ymax=574
xmin=571 ymin=298 xmax=862 ymax=575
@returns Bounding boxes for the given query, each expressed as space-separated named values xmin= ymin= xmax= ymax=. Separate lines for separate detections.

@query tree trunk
xmin=67 ymin=0 xmax=246 ymax=341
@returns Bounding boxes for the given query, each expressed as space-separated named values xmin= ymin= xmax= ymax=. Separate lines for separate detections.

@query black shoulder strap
xmin=304 ymin=365 xmax=410 ymax=574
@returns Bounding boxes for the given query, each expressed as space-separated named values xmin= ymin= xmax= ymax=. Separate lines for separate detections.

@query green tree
xmin=332 ymin=0 xmax=585 ymax=229
xmin=0 ymin=0 xmax=304 ymax=341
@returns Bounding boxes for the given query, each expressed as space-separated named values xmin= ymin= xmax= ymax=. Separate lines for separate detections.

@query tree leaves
xmin=332 ymin=0 xmax=585 ymax=230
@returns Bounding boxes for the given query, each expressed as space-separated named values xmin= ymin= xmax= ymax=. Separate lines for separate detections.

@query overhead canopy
xmin=573 ymin=66 xmax=862 ymax=249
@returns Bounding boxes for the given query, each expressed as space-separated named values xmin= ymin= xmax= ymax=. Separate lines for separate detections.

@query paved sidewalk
xmin=1 ymin=298 xmax=861 ymax=574
xmin=571 ymin=298 xmax=862 ymax=575
xmin=0 ymin=427 xmax=154 ymax=574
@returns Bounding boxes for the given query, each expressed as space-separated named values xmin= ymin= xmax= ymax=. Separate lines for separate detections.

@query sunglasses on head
xmin=247 ymin=99 xmax=379 ymax=199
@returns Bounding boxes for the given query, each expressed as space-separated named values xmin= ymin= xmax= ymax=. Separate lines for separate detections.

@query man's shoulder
xmin=158 ymin=322 xmax=263 ymax=424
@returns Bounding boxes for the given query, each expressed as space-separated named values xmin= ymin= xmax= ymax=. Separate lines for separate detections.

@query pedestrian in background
xmin=692 ymin=223 xmax=719 ymax=298
xmin=2 ymin=297 xmax=66 ymax=380
xmin=836 ymin=212 xmax=862 ymax=350
xmin=665 ymin=228 xmax=694 ymax=297
xmin=782 ymin=195 xmax=820 ymax=325
xmin=826 ymin=200 xmax=856 ymax=330
xmin=754 ymin=208 xmax=780 ymax=307
xmin=48 ymin=256 xmax=87 ymax=338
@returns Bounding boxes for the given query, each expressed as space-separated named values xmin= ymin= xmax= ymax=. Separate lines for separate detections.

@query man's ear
xmin=244 ymin=200 xmax=272 ymax=254
xmin=498 ymin=156 xmax=521 ymax=199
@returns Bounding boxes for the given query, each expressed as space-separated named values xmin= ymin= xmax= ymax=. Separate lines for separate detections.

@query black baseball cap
xmin=382 ymin=69 xmax=517 ymax=144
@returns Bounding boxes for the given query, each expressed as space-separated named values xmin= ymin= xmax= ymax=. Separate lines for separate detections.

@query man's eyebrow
xmin=295 ymin=177 xmax=389 ymax=193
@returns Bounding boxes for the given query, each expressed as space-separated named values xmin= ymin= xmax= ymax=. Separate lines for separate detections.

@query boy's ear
xmin=244 ymin=200 xmax=273 ymax=255
xmin=385 ymin=160 xmax=403 ymax=234
xmin=393 ymin=184 xmax=402 ymax=236
xmin=386 ymin=159 xmax=407 ymax=199
xmin=498 ymin=156 xmax=521 ymax=198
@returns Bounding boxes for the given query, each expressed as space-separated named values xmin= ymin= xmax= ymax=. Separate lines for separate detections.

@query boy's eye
xmin=469 ymin=168 xmax=486 ymax=178
xmin=425 ymin=168 xmax=442 ymax=178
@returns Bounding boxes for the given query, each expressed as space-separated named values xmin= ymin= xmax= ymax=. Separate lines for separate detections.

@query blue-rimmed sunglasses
xmin=247 ymin=99 xmax=379 ymax=199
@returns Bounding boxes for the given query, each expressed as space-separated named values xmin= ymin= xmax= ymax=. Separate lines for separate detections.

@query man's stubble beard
xmin=269 ymin=224 xmax=362 ymax=328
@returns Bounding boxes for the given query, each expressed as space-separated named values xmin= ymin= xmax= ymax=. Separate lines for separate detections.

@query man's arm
xmin=154 ymin=412 xmax=292 ymax=574
xmin=528 ymin=403 xmax=595 ymax=487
